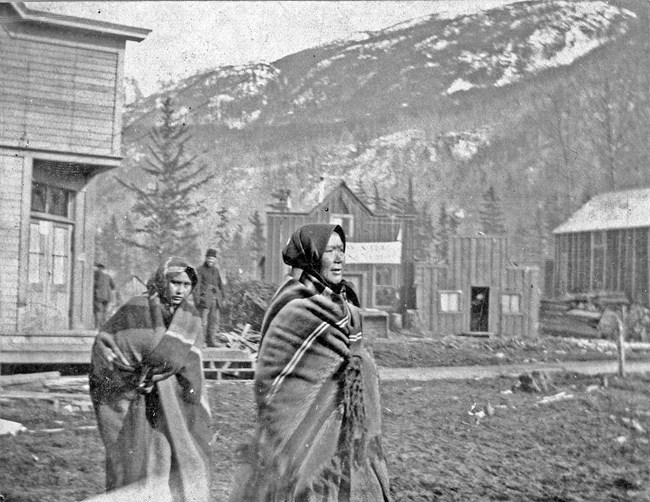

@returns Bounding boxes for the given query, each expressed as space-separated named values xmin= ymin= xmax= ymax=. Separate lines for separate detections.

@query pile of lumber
xmin=218 ymin=323 xmax=261 ymax=353
xmin=540 ymin=291 xmax=630 ymax=339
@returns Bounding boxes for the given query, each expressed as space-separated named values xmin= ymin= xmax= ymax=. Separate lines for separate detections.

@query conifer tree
xmin=353 ymin=179 xmax=370 ymax=206
xmin=248 ymin=210 xmax=266 ymax=269
xmin=372 ymin=183 xmax=387 ymax=214
xmin=117 ymin=97 xmax=215 ymax=263
xmin=436 ymin=201 xmax=450 ymax=262
xmin=479 ymin=185 xmax=507 ymax=235
xmin=95 ymin=214 xmax=130 ymax=284
xmin=213 ymin=206 xmax=231 ymax=256
xmin=414 ymin=202 xmax=435 ymax=262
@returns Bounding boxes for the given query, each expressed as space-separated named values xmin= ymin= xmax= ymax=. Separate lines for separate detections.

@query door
xmin=25 ymin=219 xmax=73 ymax=331
xmin=345 ymin=273 xmax=364 ymax=307
xmin=470 ymin=286 xmax=489 ymax=332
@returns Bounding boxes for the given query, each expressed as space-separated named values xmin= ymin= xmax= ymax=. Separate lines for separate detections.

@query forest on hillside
xmin=92 ymin=0 xmax=650 ymax=289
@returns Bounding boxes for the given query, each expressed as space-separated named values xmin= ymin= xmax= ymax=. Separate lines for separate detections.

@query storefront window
xmin=31 ymin=182 xmax=73 ymax=219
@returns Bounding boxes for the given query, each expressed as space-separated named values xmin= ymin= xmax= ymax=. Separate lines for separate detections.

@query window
xmin=591 ymin=231 xmax=605 ymax=290
xmin=374 ymin=266 xmax=397 ymax=307
xmin=330 ymin=214 xmax=353 ymax=239
xmin=28 ymin=223 xmax=42 ymax=284
xmin=501 ymin=294 xmax=520 ymax=314
xmin=439 ymin=291 xmax=461 ymax=312
xmin=31 ymin=182 xmax=74 ymax=219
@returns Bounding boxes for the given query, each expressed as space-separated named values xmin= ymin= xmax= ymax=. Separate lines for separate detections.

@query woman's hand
xmin=93 ymin=332 xmax=131 ymax=372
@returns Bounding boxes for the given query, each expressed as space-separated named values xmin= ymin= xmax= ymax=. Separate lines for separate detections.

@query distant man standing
xmin=194 ymin=248 xmax=226 ymax=347
xmin=93 ymin=263 xmax=115 ymax=329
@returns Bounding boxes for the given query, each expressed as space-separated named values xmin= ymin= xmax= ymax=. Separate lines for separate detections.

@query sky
xmin=27 ymin=1 xmax=527 ymax=97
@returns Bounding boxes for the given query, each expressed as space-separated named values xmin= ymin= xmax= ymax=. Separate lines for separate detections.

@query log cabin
xmin=552 ymin=188 xmax=650 ymax=305
xmin=0 ymin=3 xmax=149 ymax=368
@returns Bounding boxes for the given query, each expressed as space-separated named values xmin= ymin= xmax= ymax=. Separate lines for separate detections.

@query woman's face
xmin=319 ymin=232 xmax=345 ymax=285
xmin=167 ymin=271 xmax=193 ymax=305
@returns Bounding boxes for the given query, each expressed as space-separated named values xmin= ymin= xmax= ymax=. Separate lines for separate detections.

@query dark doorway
xmin=470 ymin=287 xmax=489 ymax=332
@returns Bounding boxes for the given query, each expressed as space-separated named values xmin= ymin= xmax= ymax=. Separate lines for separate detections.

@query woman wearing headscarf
xmin=229 ymin=224 xmax=391 ymax=502
xmin=89 ymin=256 xmax=212 ymax=502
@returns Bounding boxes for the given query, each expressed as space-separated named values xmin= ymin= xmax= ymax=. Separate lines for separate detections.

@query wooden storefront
xmin=265 ymin=181 xmax=415 ymax=312
xmin=415 ymin=236 xmax=539 ymax=338
xmin=0 ymin=3 xmax=149 ymax=366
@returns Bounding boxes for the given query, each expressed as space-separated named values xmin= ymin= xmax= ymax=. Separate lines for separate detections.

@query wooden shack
xmin=0 ymin=3 xmax=149 ymax=366
xmin=415 ymin=236 xmax=539 ymax=338
xmin=265 ymin=181 xmax=415 ymax=312
xmin=552 ymin=188 xmax=650 ymax=305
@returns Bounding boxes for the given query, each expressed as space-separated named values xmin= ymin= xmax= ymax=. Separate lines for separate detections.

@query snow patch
xmin=446 ymin=78 xmax=474 ymax=95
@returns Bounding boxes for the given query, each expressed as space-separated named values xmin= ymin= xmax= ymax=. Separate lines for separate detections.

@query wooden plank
xmin=0 ymin=371 xmax=61 ymax=386
xmin=0 ymin=137 xmax=113 ymax=157
xmin=201 ymin=348 xmax=255 ymax=362
xmin=1 ymin=130 xmax=113 ymax=150
xmin=1 ymin=50 xmax=118 ymax=75
xmin=0 ymin=64 xmax=116 ymax=88
xmin=3 ymin=40 xmax=117 ymax=66
xmin=1 ymin=83 xmax=115 ymax=107
xmin=5 ymin=37 xmax=118 ymax=62
xmin=2 ymin=96 xmax=116 ymax=117
xmin=5 ymin=120 xmax=114 ymax=141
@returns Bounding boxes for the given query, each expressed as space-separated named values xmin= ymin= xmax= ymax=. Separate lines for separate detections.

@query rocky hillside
xmin=94 ymin=0 xmax=650 ymax=269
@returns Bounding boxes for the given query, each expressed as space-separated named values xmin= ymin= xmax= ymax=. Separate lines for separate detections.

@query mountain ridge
xmin=98 ymin=0 xmax=649 ymax=274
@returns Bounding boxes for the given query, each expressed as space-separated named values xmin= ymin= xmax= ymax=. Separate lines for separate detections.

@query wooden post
xmin=616 ymin=306 xmax=627 ymax=378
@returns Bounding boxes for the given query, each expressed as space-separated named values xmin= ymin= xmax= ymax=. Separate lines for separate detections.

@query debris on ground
xmin=537 ymin=391 xmax=574 ymax=405
xmin=512 ymin=371 xmax=553 ymax=393
xmin=0 ymin=418 xmax=26 ymax=436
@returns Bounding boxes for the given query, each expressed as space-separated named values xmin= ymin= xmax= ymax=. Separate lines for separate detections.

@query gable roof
xmin=294 ymin=179 xmax=375 ymax=215
xmin=10 ymin=3 xmax=150 ymax=41
xmin=553 ymin=187 xmax=650 ymax=234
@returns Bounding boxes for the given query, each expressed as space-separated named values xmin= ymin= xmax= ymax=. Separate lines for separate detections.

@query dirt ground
xmin=1 ymin=369 xmax=650 ymax=502
xmin=372 ymin=334 xmax=650 ymax=368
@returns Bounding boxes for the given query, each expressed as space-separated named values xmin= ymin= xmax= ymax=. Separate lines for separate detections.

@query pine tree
xmin=405 ymin=176 xmax=417 ymax=215
xmin=213 ymin=207 xmax=231 ymax=256
xmin=436 ymin=201 xmax=450 ymax=262
xmin=413 ymin=202 xmax=435 ymax=263
xmin=353 ymin=179 xmax=370 ymax=206
xmin=372 ymin=183 xmax=387 ymax=214
xmin=479 ymin=185 xmax=507 ymax=235
xmin=248 ymin=210 xmax=266 ymax=272
xmin=117 ymin=97 xmax=215 ymax=263
xmin=95 ymin=215 xmax=130 ymax=285
xmin=222 ymin=226 xmax=248 ymax=282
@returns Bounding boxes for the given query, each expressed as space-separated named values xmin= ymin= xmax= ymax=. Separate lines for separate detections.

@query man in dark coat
xmin=93 ymin=263 xmax=116 ymax=329
xmin=193 ymin=248 xmax=226 ymax=347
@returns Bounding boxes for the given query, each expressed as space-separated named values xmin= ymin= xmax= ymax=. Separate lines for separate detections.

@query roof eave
xmin=13 ymin=2 xmax=151 ymax=41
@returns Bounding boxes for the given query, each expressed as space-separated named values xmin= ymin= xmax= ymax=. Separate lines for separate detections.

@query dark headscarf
xmin=282 ymin=224 xmax=360 ymax=306
xmin=282 ymin=224 xmax=346 ymax=273
xmin=146 ymin=256 xmax=199 ymax=303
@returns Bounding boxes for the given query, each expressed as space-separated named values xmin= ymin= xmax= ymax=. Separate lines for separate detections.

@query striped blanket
xmin=229 ymin=273 xmax=391 ymax=501
xmin=89 ymin=294 xmax=211 ymax=502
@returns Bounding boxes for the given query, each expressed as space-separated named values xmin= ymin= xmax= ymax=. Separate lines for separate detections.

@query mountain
xmin=94 ymin=0 xmax=650 ymax=276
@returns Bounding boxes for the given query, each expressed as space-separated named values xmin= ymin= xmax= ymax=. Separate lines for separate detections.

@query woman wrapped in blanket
xmin=89 ymin=257 xmax=211 ymax=502
xmin=229 ymin=224 xmax=391 ymax=502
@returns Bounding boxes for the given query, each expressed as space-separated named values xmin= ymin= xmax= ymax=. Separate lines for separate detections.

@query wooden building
xmin=552 ymin=188 xmax=650 ymax=305
xmin=415 ymin=236 xmax=539 ymax=338
xmin=0 ymin=3 xmax=149 ymax=365
xmin=265 ymin=181 xmax=415 ymax=312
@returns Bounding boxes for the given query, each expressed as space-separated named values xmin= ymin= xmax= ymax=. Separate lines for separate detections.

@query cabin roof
xmin=554 ymin=187 xmax=650 ymax=234
xmin=12 ymin=3 xmax=150 ymax=41
xmin=297 ymin=179 xmax=374 ymax=215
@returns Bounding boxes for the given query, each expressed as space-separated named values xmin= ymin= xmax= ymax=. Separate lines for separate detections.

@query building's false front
xmin=0 ymin=3 xmax=149 ymax=365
